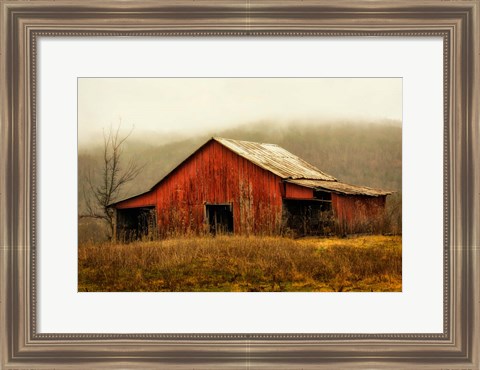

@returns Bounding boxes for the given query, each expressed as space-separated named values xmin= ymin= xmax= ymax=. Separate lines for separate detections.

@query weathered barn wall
xmin=115 ymin=140 xmax=283 ymax=236
xmin=115 ymin=191 xmax=156 ymax=209
xmin=331 ymin=193 xmax=386 ymax=233
xmin=284 ymin=182 xmax=314 ymax=199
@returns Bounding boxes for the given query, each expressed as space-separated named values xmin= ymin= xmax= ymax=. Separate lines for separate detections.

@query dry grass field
xmin=78 ymin=235 xmax=401 ymax=292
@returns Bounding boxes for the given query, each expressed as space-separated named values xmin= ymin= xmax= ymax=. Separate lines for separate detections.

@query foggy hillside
xmin=78 ymin=121 xmax=401 ymax=213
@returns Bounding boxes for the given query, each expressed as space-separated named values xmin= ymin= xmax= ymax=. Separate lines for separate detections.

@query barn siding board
xmin=115 ymin=192 xmax=155 ymax=209
xmin=285 ymin=182 xmax=314 ymax=199
xmin=332 ymin=193 xmax=386 ymax=232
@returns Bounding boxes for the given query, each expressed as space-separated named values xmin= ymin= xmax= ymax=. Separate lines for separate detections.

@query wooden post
xmin=112 ymin=208 xmax=117 ymax=243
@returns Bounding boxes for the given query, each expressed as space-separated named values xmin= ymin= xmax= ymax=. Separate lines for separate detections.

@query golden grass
xmin=78 ymin=235 xmax=401 ymax=292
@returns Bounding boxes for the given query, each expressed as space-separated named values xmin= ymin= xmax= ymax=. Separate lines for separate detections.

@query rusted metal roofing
xmin=285 ymin=179 xmax=392 ymax=197
xmin=214 ymin=137 xmax=336 ymax=181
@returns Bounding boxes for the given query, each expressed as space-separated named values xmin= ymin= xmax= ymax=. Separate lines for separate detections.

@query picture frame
xmin=1 ymin=0 xmax=478 ymax=368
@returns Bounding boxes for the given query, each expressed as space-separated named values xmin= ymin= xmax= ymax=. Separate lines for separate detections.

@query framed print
xmin=1 ymin=0 xmax=479 ymax=368
xmin=77 ymin=77 xmax=402 ymax=294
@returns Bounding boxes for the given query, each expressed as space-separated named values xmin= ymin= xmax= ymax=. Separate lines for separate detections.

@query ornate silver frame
xmin=1 ymin=1 xmax=478 ymax=368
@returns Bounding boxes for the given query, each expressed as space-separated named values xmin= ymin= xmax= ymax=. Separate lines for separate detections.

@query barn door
xmin=205 ymin=204 xmax=233 ymax=235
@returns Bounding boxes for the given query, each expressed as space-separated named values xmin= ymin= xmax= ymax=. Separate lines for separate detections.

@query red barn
xmin=109 ymin=137 xmax=392 ymax=240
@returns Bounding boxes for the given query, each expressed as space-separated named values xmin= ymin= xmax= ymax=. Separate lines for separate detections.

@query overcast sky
xmin=78 ymin=78 xmax=402 ymax=147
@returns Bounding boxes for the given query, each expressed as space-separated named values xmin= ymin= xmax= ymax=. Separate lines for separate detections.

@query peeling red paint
xmin=331 ymin=193 xmax=386 ymax=232
xmin=285 ymin=182 xmax=314 ymax=199
xmin=115 ymin=140 xmax=283 ymax=235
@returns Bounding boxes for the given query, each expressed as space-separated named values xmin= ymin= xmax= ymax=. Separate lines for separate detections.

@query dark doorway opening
xmin=205 ymin=204 xmax=233 ymax=235
xmin=282 ymin=199 xmax=333 ymax=237
xmin=117 ymin=206 xmax=157 ymax=242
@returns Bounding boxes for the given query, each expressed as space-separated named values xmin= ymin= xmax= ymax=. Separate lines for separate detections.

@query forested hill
xmin=78 ymin=121 xmax=401 ymax=211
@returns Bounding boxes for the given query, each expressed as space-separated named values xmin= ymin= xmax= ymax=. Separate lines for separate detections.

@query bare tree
xmin=80 ymin=125 xmax=144 ymax=238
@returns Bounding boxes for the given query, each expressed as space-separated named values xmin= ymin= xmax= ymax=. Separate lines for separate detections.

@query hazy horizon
xmin=78 ymin=78 xmax=402 ymax=148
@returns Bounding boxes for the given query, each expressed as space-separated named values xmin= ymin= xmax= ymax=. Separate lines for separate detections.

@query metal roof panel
xmin=214 ymin=137 xmax=336 ymax=181
xmin=286 ymin=179 xmax=392 ymax=197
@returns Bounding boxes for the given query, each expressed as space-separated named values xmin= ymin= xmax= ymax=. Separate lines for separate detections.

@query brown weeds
xmin=78 ymin=235 xmax=401 ymax=292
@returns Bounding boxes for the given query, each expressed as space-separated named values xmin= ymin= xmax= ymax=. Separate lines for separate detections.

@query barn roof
xmin=285 ymin=179 xmax=392 ymax=197
xmin=213 ymin=137 xmax=336 ymax=181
